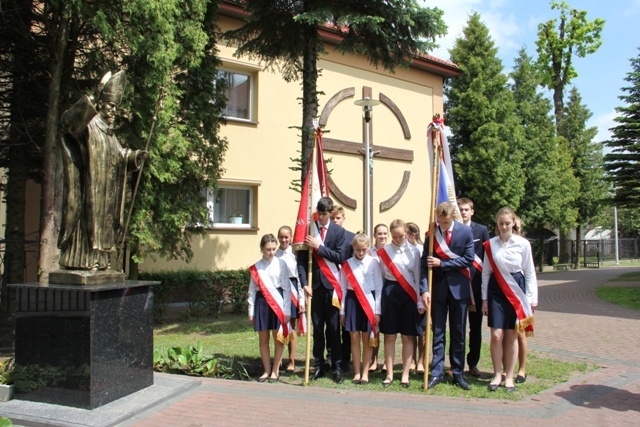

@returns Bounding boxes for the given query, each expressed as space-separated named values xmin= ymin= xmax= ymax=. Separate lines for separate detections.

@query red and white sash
xmin=249 ymin=264 xmax=290 ymax=343
xmin=342 ymin=259 xmax=378 ymax=347
xmin=483 ymin=239 xmax=534 ymax=336
xmin=434 ymin=229 xmax=476 ymax=310
xmin=312 ymin=222 xmax=342 ymax=309
xmin=377 ymin=247 xmax=418 ymax=304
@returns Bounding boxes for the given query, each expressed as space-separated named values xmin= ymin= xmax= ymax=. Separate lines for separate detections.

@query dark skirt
xmin=487 ymin=271 xmax=525 ymax=330
xmin=379 ymin=279 xmax=422 ymax=337
xmin=254 ymin=289 xmax=284 ymax=332
xmin=289 ymin=278 xmax=299 ymax=320
xmin=344 ymin=290 xmax=373 ymax=333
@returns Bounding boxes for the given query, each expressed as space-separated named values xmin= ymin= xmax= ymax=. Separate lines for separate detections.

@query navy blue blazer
xmin=469 ymin=221 xmax=490 ymax=285
xmin=420 ymin=222 xmax=475 ymax=302
xmin=296 ymin=222 xmax=348 ymax=290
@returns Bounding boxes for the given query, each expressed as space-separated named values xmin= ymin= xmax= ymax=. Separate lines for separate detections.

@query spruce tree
xmin=445 ymin=12 xmax=525 ymax=226
xmin=510 ymin=49 xmax=578 ymax=269
xmin=561 ymin=87 xmax=607 ymax=266
xmin=604 ymin=48 xmax=640 ymax=209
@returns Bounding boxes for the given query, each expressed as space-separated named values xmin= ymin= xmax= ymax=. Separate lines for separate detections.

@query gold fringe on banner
xmin=369 ymin=335 xmax=379 ymax=348
xmin=517 ymin=315 xmax=535 ymax=337
xmin=276 ymin=331 xmax=290 ymax=345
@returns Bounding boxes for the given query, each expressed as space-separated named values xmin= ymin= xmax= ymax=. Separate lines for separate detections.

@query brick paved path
xmin=113 ymin=266 xmax=640 ymax=427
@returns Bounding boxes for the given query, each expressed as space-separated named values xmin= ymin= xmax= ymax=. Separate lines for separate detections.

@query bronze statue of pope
xmin=59 ymin=71 xmax=147 ymax=271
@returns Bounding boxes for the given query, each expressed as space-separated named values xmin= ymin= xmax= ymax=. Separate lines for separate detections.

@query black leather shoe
xmin=312 ymin=368 xmax=325 ymax=381
xmin=453 ymin=374 xmax=471 ymax=390
xmin=333 ymin=369 xmax=344 ymax=384
xmin=427 ymin=376 xmax=444 ymax=388
xmin=487 ymin=383 xmax=499 ymax=392
xmin=515 ymin=374 xmax=527 ymax=384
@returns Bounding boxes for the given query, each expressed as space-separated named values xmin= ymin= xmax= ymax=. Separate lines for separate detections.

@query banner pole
xmin=303 ymin=129 xmax=319 ymax=386
xmin=424 ymin=120 xmax=442 ymax=390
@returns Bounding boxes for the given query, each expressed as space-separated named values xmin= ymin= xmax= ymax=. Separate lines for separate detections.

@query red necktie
xmin=446 ymin=229 xmax=452 ymax=246
xmin=320 ymin=226 xmax=326 ymax=241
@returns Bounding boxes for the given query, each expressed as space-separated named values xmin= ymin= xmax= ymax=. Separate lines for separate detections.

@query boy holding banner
xmin=297 ymin=197 xmax=348 ymax=383
xmin=423 ymin=202 xmax=475 ymax=390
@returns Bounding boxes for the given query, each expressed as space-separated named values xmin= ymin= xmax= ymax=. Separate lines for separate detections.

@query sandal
xmin=382 ymin=377 xmax=393 ymax=387
xmin=257 ymin=372 xmax=270 ymax=383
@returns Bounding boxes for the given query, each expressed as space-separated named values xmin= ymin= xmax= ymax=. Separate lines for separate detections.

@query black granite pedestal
xmin=9 ymin=280 xmax=158 ymax=409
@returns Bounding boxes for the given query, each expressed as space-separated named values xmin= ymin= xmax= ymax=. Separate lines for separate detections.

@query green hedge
xmin=139 ymin=269 xmax=249 ymax=322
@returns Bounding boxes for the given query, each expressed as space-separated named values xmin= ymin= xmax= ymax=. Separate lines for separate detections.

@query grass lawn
xmin=154 ymin=311 xmax=593 ymax=400
xmin=596 ymin=286 xmax=640 ymax=311
xmin=594 ymin=270 xmax=640 ymax=311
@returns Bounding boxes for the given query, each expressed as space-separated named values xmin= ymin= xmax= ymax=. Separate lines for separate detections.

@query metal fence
xmin=582 ymin=238 xmax=640 ymax=267
xmin=529 ymin=237 xmax=639 ymax=268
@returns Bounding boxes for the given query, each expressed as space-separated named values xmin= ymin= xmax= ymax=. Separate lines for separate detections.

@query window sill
xmin=224 ymin=117 xmax=258 ymax=126
xmin=207 ymin=226 xmax=260 ymax=232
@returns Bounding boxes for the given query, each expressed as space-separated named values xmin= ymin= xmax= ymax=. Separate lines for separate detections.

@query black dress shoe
xmin=333 ymin=369 xmax=344 ymax=384
xmin=487 ymin=383 xmax=500 ymax=392
xmin=515 ymin=374 xmax=527 ymax=384
xmin=453 ymin=375 xmax=471 ymax=390
xmin=427 ymin=376 xmax=444 ymax=388
xmin=312 ymin=368 xmax=325 ymax=381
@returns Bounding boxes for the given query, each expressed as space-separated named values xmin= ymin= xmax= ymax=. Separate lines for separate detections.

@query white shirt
xmin=339 ymin=254 xmax=383 ymax=315
xmin=481 ymin=234 xmax=538 ymax=304
xmin=379 ymin=241 xmax=424 ymax=310
xmin=276 ymin=246 xmax=304 ymax=309
xmin=247 ymin=257 xmax=291 ymax=317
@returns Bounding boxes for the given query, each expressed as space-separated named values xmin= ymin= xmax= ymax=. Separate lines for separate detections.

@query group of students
xmin=247 ymin=196 xmax=538 ymax=391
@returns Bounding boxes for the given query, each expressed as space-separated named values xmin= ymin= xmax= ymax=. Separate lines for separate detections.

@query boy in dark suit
xmin=422 ymin=202 xmax=475 ymax=390
xmin=458 ymin=197 xmax=490 ymax=377
xmin=297 ymin=197 xmax=348 ymax=383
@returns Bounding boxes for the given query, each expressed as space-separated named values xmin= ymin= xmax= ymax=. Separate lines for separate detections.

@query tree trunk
xmin=538 ymin=230 xmax=545 ymax=273
xmin=574 ymin=224 xmax=582 ymax=269
xmin=38 ymin=2 xmax=70 ymax=283
xmin=559 ymin=228 xmax=571 ymax=264
xmin=299 ymin=27 xmax=320 ymax=183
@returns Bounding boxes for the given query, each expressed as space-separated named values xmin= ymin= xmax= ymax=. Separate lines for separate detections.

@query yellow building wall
xmin=140 ymin=17 xmax=445 ymax=273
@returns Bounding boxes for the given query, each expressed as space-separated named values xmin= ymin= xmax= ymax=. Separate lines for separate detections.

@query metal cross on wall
xmin=318 ymin=86 xmax=414 ymax=218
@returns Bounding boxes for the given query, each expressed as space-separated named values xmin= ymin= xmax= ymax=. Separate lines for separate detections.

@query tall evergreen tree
xmin=224 ymin=0 xmax=447 ymax=182
xmin=561 ymin=86 xmax=606 ymax=266
xmin=445 ymin=12 xmax=525 ymax=226
xmin=0 ymin=0 xmax=228 ymax=285
xmin=510 ymin=48 xmax=578 ymax=269
xmin=604 ymin=48 xmax=640 ymax=209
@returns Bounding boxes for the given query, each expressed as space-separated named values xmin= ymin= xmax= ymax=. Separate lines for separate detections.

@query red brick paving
xmin=117 ymin=267 xmax=640 ymax=427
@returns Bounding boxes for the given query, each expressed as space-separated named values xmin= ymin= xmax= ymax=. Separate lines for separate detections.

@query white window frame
xmin=218 ymin=67 xmax=255 ymax=122
xmin=206 ymin=181 xmax=259 ymax=229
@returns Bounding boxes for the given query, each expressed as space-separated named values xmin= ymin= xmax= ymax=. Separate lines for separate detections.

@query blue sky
xmin=421 ymin=0 xmax=640 ymax=143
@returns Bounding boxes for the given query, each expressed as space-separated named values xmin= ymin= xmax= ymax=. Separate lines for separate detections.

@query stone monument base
xmin=48 ymin=269 xmax=126 ymax=286
xmin=9 ymin=280 xmax=158 ymax=409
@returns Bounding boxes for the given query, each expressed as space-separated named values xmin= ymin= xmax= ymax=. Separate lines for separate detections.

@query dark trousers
xmin=312 ymin=286 xmax=342 ymax=371
xmin=467 ymin=281 xmax=483 ymax=368
xmin=431 ymin=287 xmax=468 ymax=377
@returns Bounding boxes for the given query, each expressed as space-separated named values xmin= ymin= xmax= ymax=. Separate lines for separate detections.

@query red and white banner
xmin=427 ymin=117 xmax=461 ymax=222
xmin=293 ymin=125 xmax=330 ymax=249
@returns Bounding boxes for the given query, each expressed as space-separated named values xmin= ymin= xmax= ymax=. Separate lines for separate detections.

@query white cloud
xmin=422 ymin=0 xmax=524 ymax=63
xmin=589 ymin=110 xmax=617 ymax=143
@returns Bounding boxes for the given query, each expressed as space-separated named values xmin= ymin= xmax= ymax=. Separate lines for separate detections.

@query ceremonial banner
xmin=293 ymin=125 xmax=330 ymax=250
xmin=427 ymin=118 xmax=461 ymax=222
